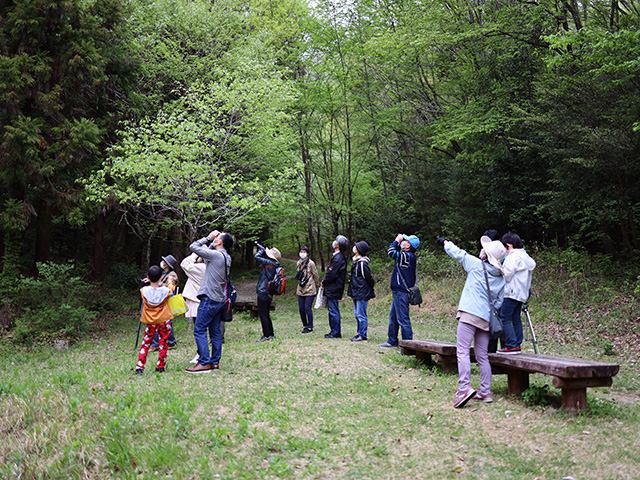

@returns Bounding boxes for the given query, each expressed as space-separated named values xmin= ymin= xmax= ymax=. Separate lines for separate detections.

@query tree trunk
xmin=91 ymin=211 xmax=106 ymax=281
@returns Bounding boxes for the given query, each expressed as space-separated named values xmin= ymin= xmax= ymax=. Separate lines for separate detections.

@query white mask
xmin=332 ymin=241 xmax=337 ymax=249
xmin=352 ymin=246 xmax=357 ymax=254
xmin=299 ymin=252 xmax=307 ymax=259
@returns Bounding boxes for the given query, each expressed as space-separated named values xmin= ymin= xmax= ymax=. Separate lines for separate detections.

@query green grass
xmin=1 ymin=267 xmax=639 ymax=479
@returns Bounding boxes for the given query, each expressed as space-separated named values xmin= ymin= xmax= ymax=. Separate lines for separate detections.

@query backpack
xmin=267 ymin=265 xmax=287 ymax=295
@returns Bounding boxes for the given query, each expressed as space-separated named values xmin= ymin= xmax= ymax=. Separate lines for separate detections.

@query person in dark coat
xmin=347 ymin=241 xmax=375 ymax=342
xmin=321 ymin=235 xmax=349 ymax=338
xmin=254 ymin=243 xmax=281 ymax=342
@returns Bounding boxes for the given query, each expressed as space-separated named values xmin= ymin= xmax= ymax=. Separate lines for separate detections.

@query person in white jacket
xmin=497 ymin=232 xmax=536 ymax=354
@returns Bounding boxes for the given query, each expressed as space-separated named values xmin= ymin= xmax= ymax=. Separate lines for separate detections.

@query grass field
xmin=1 ymin=260 xmax=639 ymax=479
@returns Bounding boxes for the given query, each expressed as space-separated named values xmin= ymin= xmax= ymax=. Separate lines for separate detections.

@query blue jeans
xmin=387 ymin=290 xmax=412 ymax=345
xmin=500 ymin=297 xmax=523 ymax=349
xmin=298 ymin=295 xmax=315 ymax=329
xmin=193 ymin=296 xmax=225 ymax=366
xmin=327 ymin=298 xmax=341 ymax=336
xmin=353 ymin=299 xmax=368 ymax=338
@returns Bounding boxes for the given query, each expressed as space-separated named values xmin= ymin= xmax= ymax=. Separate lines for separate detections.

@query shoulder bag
xmin=482 ymin=261 xmax=503 ymax=340
xmin=221 ymin=256 xmax=235 ymax=322
xmin=398 ymin=265 xmax=422 ymax=306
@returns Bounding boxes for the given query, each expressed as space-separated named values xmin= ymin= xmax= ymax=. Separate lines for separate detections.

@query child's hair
xmin=148 ymin=265 xmax=162 ymax=282
xmin=501 ymin=232 xmax=523 ymax=249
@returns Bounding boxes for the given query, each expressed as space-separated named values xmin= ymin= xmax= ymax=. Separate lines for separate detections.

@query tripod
xmin=522 ymin=301 xmax=540 ymax=354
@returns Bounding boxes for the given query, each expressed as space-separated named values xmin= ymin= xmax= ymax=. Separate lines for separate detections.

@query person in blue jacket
xmin=379 ymin=233 xmax=420 ymax=348
xmin=347 ymin=241 xmax=375 ymax=342
xmin=321 ymin=235 xmax=349 ymax=338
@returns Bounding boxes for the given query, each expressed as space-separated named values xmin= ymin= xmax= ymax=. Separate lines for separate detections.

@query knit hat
xmin=402 ymin=234 xmax=420 ymax=250
xmin=161 ymin=254 xmax=177 ymax=270
xmin=480 ymin=236 xmax=506 ymax=271
xmin=354 ymin=241 xmax=370 ymax=256
xmin=266 ymin=247 xmax=281 ymax=261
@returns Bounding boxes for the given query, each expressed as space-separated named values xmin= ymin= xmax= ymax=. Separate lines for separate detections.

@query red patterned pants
xmin=136 ymin=320 xmax=172 ymax=370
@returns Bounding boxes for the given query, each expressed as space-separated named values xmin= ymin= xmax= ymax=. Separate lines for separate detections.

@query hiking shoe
xmin=473 ymin=392 xmax=493 ymax=403
xmin=167 ymin=344 xmax=176 ymax=350
xmin=378 ymin=342 xmax=398 ymax=348
xmin=257 ymin=336 xmax=274 ymax=343
xmin=155 ymin=367 xmax=165 ymax=373
xmin=149 ymin=347 xmax=159 ymax=352
xmin=497 ymin=347 xmax=521 ymax=354
xmin=301 ymin=327 xmax=313 ymax=334
xmin=134 ymin=368 xmax=143 ymax=376
xmin=185 ymin=363 xmax=213 ymax=374
xmin=324 ymin=333 xmax=342 ymax=338
xmin=454 ymin=387 xmax=476 ymax=408
xmin=351 ymin=335 xmax=368 ymax=342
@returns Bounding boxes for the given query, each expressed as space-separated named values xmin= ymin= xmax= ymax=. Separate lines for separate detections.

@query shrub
xmin=10 ymin=262 xmax=100 ymax=345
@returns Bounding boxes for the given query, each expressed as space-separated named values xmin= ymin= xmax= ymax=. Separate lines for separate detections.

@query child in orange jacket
xmin=135 ymin=265 xmax=175 ymax=374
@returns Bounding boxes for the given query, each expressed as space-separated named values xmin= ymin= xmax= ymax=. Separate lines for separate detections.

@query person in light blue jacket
xmin=437 ymin=235 xmax=506 ymax=408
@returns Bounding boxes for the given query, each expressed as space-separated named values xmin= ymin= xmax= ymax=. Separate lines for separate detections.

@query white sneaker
xmin=189 ymin=354 xmax=199 ymax=364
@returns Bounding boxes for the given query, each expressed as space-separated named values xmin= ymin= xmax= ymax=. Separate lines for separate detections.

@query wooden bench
xmin=399 ymin=339 xmax=620 ymax=412
xmin=233 ymin=301 xmax=276 ymax=319
xmin=488 ymin=353 xmax=620 ymax=413
xmin=399 ymin=339 xmax=474 ymax=374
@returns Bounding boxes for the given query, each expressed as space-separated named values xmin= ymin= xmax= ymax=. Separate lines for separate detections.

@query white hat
xmin=266 ymin=247 xmax=281 ymax=261
xmin=480 ymin=236 xmax=506 ymax=271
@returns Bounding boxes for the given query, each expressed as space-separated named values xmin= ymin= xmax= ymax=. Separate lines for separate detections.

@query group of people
xmin=133 ymin=227 xmax=537 ymax=410
xmin=437 ymin=230 xmax=536 ymax=408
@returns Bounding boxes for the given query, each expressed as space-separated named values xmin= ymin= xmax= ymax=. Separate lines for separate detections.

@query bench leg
xmin=506 ymin=368 xmax=530 ymax=396
xmin=415 ymin=351 xmax=435 ymax=366
xmin=434 ymin=354 xmax=458 ymax=374
xmin=561 ymin=388 xmax=587 ymax=413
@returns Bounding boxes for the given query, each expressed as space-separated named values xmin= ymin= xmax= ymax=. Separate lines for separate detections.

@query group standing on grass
xmin=133 ymin=227 xmax=536 ymax=409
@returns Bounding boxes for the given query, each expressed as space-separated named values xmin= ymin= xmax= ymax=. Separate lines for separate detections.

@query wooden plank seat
xmin=399 ymin=339 xmax=475 ymax=374
xmin=232 ymin=301 xmax=275 ymax=319
xmin=488 ymin=353 xmax=620 ymax=412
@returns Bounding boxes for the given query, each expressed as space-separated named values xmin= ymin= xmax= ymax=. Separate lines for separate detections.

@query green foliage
xmin=522 ymin=384 xmax=554 ymax=406
xmin=10 ymin=262 xmax=99 ymax=344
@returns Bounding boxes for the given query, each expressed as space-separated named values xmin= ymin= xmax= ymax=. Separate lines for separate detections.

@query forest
xmin=2 ymin=0 xmax=640 ymax=277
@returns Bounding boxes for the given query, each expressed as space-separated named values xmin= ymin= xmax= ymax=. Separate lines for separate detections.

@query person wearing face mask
xmin=321 ymin=235 xmax=349 ymax=338
xmin=296 ymin=246 xmax=320 ymax=334
xmin=149 ymin=254 xmax=179 ymax=352
xmin=379 ymin=233 xmax=420 ymax=348
xmin=347 ymin=241 xmax=375 ymax=342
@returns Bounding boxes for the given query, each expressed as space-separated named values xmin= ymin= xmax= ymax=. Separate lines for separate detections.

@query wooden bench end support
xmin=507 ymin=368 xmax=530 ymax=396
xmin=552 ymin=377 xmax=613 ymax=413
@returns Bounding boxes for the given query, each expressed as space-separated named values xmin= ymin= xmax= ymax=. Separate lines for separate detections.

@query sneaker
xmin=454 ymin=387 xmax=477 ymax=408
xmin=378 ymin=342 xmax=398 ymax=348
xmin=351 ymin=335 xmax=368 ymax=342
xmin=185 ymin=363 xmax=213 ymax=374
xmin=167 ymin=344 xmax=176 ymax=350
xmin=497 ymin=347 xmax=521 ymax=354
xmin=324 ymin=333 xmax=342 ymax=338
xmin=134 ymin=368 xmax=143 ymax=376
xmin=256 ymin=336 xmax=274 ymax=343
xmin=155 ymin=367 xmax=165 ymax=373
xmin=149 ymin=347 xmax=159 ymax=352
xmin=301 ymin=327 xmax=313 ymax=334
xmin=473 ymin=392 xmax=493 ymax=403
xmin=189 ymin=354 xmax=199 ymax=364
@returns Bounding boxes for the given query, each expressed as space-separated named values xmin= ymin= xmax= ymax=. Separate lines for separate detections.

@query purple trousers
xmin=456 ymin=321 xmax=491 ymax=396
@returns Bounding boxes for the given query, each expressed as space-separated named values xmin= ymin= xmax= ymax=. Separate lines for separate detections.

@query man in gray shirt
xmin=185 ymin=229 xmax=233 ymax=373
